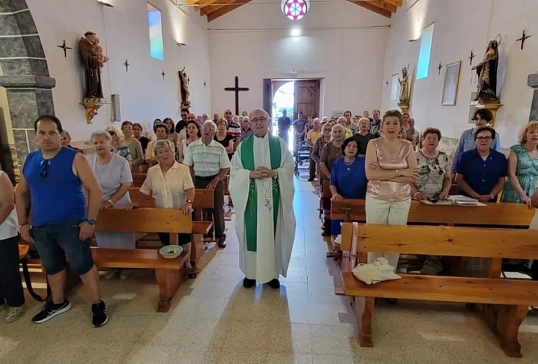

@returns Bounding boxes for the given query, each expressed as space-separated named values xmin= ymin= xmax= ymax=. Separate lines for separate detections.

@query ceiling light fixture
xmin=97 ymin=0 xmax=114 ymax=7
xmin=291 ymin=28 xmax=302 ymax=37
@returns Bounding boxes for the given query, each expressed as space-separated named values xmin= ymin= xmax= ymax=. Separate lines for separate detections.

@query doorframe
xmin=265 ymin=78 xmax=324 ymax=120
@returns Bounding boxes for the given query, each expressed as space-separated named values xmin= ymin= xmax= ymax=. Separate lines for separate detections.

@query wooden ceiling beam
xmin=382 ymin=0 xmax=403 ymax=7
xmin=350 ymin=1 xmax=392 ymax=18
xmin=207 ymin=0 xmax=251 ymax=21
xmin=186 ymin=0 xmax=202 ymax=4
xmin=195 ymin=0 xmax=221 ymax=11
xmin=200 ymin=0 xmax=241 ymax=16
xmin=367 ymin=0 xmax=397 ymax=13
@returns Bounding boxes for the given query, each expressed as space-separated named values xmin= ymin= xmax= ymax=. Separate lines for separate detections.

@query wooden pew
xmin=337 ymin=222 xmax=538 ymax=358
xmin=132 ymin=173 xmax=147 ymax=188
xmin=331 ymin=199 xmax=534 ymax=226
xmin=128 ymin=187 xmax=214 ymax=265
xmin=94 ymin=208 xmax=210 ymax=312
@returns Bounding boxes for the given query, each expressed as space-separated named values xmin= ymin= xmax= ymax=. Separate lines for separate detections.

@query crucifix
xmin=57 ymin=40 xmax=72 ymax=58
xmin=224 ymin=76 xmax=249 ymax=115
xmin=516 ymin=30 xmax=532 ymax=50
xmin=437 ymin=62 xmax=443 ymax=74
xmin=161 ymin=70 xmax=166 ymax=80
xmin=123 ymin=59 xmax=130 ymax=72
xmin=468 ymin=50 xmax=475 ymax=66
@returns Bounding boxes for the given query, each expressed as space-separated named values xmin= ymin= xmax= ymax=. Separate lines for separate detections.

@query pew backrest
xmin=331 ymin=199 xmax=534 ymax=227
xmin=95 ymin=208 xmax=192 ymax=233
xmin=340 ymin=223 xmax=538 ymax=261
xmin=128 ymin=188 xmax=214 ymax=209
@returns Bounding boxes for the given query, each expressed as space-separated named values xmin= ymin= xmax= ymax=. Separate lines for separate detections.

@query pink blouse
xmin=367 ymin=139 xmax=412 ymax=202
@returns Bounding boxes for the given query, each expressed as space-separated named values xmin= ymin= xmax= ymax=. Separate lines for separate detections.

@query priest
xmin=229 ymin=109 xmax=296 ymax=289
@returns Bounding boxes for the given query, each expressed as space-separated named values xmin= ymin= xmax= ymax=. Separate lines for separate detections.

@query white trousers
xmin=365 ymin=195 xmax=411 ymax=268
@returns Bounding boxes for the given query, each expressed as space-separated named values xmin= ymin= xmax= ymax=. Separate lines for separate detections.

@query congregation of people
xmin=2 ymin=103 xmax=538 ymax=330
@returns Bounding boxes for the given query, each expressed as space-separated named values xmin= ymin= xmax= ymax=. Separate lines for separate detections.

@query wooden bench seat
xmin=95 ymin=208 xmax=196 ymax=312
xmin=337 ymin=222 xmax=538 ymax=358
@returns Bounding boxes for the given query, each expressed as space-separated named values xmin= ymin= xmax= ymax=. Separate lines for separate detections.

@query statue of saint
xmin=472 ymin=40 xmax=499 ymax=103
xmin=179 ymin=67 xmax=191 ymax=108
xmin=78 ymin=31 xmax=103 ymax=99
xmin=398 ymin=67 xmax=410 ymax=105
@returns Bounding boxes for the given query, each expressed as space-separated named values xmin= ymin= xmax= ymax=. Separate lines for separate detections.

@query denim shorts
xmin=31 ymin=220 xmax=94 ymax=276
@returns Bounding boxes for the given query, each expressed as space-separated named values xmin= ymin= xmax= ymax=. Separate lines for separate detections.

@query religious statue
xmin=78 ymin=31 xmax=104 ymax=99
xmin=472 ymin=40 xmax=499 ymax=103
xmin=179 ymin=67 xmax=191 ymax=109
xmin=94 ymin=38 xmax=109 ymax=69
xmin=398 ymin=67 xmax=410 ymax=106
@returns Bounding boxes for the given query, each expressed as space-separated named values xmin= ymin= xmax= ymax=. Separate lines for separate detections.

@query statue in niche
xmin=472 ymin=40 xmax=499 ymax=103
xmin=179 ymin=67 xmax=191 ymax=108
xmin=94 ymin=38 xmax=109 ymax=69
xmin=398 ymin=67 xmax=410 ymax=106
xmin=78 ymin=31 xmax=103 ymax=99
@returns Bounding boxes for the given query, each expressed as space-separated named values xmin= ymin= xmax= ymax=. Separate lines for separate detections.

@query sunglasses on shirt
xmin=40 ymin=159 xmax=51 ymax=178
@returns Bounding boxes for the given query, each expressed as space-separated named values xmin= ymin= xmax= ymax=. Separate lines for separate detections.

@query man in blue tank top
xmin=15 ymin=115 xmax=108 ymax=327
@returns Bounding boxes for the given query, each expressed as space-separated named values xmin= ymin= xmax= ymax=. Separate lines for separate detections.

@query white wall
xmin=26 ymin=0 xmax=210 ymax=141
xmin=208 ymin=0 xmax=390 ymax=117
xmin=381 ymin=0 xmax=538 ymax=147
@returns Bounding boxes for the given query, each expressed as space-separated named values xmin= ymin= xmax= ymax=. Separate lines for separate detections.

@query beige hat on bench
xmin=352 ymin=257 xmax=401 ymax=285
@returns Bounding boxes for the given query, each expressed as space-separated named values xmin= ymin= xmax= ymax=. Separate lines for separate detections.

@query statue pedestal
xmin=528 ymin=72 xmax=538 ymax=121
xmin=80 ymin=98 xmax=104 ymax=124
xmin=398 ymin=104 xmax=410 ymax=113
xmin=470 ymin=100 xmax=502 ymax=128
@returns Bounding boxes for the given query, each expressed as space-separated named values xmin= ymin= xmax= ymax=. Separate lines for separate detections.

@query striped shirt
xmin=183 ymin=139 xmax=231 ymax=177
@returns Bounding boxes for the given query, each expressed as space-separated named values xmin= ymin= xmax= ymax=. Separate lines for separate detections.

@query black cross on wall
xmin=57 ymin=40 xmax=72 ymax=58
xmin=224 ymin=76 xmax=249 ymax=115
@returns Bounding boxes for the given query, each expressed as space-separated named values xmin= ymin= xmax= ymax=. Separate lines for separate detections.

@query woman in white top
xmin=128 ymin=140 xmax=196 ymax=276
xmin=178 ymin=121 xmax=201 ymax=163
xmin=88 ymin=130 xmax=134 ymax=280
xmin=0 ymin=170 xmax=24 ymax=322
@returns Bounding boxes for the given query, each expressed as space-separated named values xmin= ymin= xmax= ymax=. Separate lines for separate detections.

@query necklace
xmin=344 ymin=157 xmax=355 ymax=171
xmin=261 ymin=180 xmax=272 ymax=212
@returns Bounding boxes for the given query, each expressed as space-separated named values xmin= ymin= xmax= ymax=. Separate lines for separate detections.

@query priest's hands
xmin=250 ymin=167 xmax=276 ymax=179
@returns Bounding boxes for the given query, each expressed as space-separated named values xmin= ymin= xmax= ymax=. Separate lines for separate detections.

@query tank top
xmin=367 ymin=139 xmax=412 ymax=202
xmin=0 ymin=171 xmax=18 ymax=239
xmin=23 ymin=147 xmax=87 ymax=226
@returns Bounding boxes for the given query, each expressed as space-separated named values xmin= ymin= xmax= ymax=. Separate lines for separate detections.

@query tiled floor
xmin=1 ymin=179 xmax=538 ymax=363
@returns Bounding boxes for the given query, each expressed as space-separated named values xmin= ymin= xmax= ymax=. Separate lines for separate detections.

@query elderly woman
xmin=145 ymin=124 xmax=175 ymax=166
xmin=411 ymin=127 xmax=451 ymax=201
xmin=178 ymin=121 xmax=201 ymax=163
xmin=104 ymin=126 xmax=132 ymax=165
xmin=319 ymin=124 xmax=346 ymax=235
xmin=329 ymin=137 xmax=368 ymax=240
xmin=337 ymin=117 xmax=353 ymax=139
xmin=128 ymin=140 xmax=196 ymax=276
xmin=501 ymin=121 xmax=538 ymax=206
xmin=215 ymin=118 xmax=235 ymax=159
xmin=121 ymin=121 xmax=144 ymax=172
xmin=60 ymin=130 xmax=83 ymax=153
xmin=0 ymin=171 xmax=24 ymax=322
xmin=88 ymin=130 xmax=134 ymax=280
xmin=365 ymin=110 xmax=419 ymax=270
xmin=133 ymin=122 xmax=150 ymax=154
xmin=311 ymin=122 xmax=332 ymax=174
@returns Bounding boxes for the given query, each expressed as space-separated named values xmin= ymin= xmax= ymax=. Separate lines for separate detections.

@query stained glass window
xmin=147 ymin=3 xmax=164 ymax=60
xmin=281 ymin=0 xmax=310 ymax=21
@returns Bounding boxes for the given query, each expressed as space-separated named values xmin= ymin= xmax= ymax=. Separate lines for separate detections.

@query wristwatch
xmin=107 ymin=199 xmax=114 ymax=206
xmin=272 ymin=170 xmax=279 ymax=180
xmin=85 ymin=218 xmax=96 ymax=225
xmin=490 ymin=194 xmax=495 ymax=201
xmin=186 ymin=199 xmax=193 ymax=204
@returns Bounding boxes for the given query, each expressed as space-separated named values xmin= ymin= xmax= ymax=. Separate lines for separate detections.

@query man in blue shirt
xmin=15 ymin=115 xmax=108 ymax=327
xmin=451 ymin=109 xmax=501 ymax=173
xmin=456 ymin=126 xmax=507 ymax=202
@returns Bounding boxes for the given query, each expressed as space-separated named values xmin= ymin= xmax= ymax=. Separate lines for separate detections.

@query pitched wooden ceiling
xmin=189 ymin=0 xmax=403 ymax=22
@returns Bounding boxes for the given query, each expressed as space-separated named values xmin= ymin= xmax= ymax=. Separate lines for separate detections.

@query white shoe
xmin=5 ymin=306 xmax=24 ymax=323
xmin=104 ymin=271 xmax=117 ymax=280
xmin=120 ymin=270 xmax=130 ymax=280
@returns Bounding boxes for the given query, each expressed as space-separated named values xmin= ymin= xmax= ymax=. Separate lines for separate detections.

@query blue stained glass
xmin=148 ymin=4 xmax=164 ymax=61
xmin=417 ymin=24 xmax=434 ymax=80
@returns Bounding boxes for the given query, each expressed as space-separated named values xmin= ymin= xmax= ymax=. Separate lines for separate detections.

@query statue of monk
xmin=398 ymin=67 xmax=409 ymax=105
xmin=78 ymin=31 xmax=103 ymax=99
xmin=472 ymin=40 xmax=499 ymax=102
xmin=179 ymin=67 xmax=190 ymax=107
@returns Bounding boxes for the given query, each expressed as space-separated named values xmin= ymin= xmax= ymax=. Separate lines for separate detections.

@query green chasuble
xmin=240 ymin=134 xmax=281 ymax=252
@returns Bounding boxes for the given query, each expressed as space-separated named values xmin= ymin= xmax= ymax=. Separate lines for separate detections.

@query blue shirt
xmin=451 ymin=128 xmax=501 ymax=171
xmin=23 ymin=147 xmax=87 ymax=226
xmin=456 ymin=148 xmax=507 ymax=200
xmin=330 ymin=156 xmax=368 ymax=199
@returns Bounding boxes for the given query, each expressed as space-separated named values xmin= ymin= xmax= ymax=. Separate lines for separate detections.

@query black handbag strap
xmin=20 ymin=257 xmax=50 ymax=302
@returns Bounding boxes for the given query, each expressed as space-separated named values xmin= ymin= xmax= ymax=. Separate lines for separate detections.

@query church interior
xmin=2 ymin=0 xmax=538 ymax=363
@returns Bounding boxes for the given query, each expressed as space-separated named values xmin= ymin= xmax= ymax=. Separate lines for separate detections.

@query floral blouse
xmin=113 ymin=145 xmax=132 ymax=162
xmin=415 ymin=150 xmax=450 ymax=199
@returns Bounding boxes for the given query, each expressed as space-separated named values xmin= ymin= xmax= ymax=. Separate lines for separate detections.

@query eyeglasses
xmin=40 ymin=159 xmax=51 ymax=178
xmin=476 ymin=136 xmax=492 ymax=141
xmin=323 ymin=128 xmax=332 ymax=132
xmin=225 ymin=112 xmax=232 ymax=115
xmin=251 ymin=117 xmax=268 ymax=124
xmin=109 ymin=131 xmax=116 ymax=135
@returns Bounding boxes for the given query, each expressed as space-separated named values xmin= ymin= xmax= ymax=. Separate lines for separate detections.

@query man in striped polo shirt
xmin=183 ymin=120 xmax=231 ymax=248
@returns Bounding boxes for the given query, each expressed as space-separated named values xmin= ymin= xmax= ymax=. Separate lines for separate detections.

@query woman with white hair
xmin=88 ymin=130 xmax=134 ymax=280
xmin=104 ymin=126 xmax=132 ymax=165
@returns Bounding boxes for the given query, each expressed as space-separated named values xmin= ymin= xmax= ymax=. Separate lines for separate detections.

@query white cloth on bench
xmin=352 ymin=257 xmax=401 ymax=285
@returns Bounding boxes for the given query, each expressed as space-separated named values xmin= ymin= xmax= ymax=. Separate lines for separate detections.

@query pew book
xmin=419 ymin=195 xmax=486 ymax=206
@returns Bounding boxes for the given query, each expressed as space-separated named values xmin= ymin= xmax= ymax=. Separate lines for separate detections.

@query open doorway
xmin=272 ymin=81 xmax=295 ymax=148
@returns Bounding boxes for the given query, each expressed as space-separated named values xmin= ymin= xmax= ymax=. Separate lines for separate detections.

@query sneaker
xmin=91 ymin=301 xmax=108 ymax=328
xmin=119 ymin=270 xmax=130 ymax=280
xmin=32 ymin=300 xmax=71 ymax=324
xmin=104 ymin=271 xmax=117 ymax=280
xmin=5 ymin=305 xmax=24 ymax=323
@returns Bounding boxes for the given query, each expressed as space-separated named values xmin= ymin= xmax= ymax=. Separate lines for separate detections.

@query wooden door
xmin=294 ymin=80 xmax=320 ymax=119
